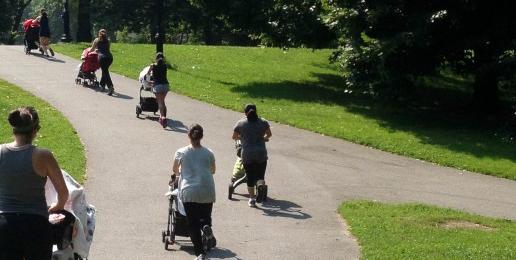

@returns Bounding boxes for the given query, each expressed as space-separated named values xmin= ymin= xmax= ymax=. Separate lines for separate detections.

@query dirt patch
xmin=440 ymin=220 xmax=494 ymax=231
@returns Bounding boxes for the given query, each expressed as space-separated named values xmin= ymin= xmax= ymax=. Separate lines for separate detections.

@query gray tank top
xmin=0 ymin=144 xmax=48 ymax=217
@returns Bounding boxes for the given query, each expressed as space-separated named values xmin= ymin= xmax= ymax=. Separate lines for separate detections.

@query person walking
xmin=150 ymin=52 xmax=170 ymax=128
xmin=91 ymin=29 xmax=114 ymax=95
xmin=232 ymin=104 xmax=272 ymax=207
xmin=172 ymin=124 xmax=216 ymax=260
xmin=0 ymin=107 xmax=69 ymax=260
xmin=36 ymin=9 xmax=54 ymax=57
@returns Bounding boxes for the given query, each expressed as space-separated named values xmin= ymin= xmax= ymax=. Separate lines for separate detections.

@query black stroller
xmin=227 ymin=141 xmax=268 ymax=201
xmin=162 ymin=175 xmax=216 ymax=252
xmin=136 ymin=66 xmax=159 ymax=118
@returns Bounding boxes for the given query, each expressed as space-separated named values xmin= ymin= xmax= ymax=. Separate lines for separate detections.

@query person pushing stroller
xmin=232 ymin=104 xmax=272 ymax=207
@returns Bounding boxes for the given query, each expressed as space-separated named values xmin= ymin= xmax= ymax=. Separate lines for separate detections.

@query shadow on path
xmin=27 ymin=52 xmax=66 ymax=63
xmin=257 ymin=198 xmax=312 ymax=220
xmin=173 ymin=244 xmax=240 ymax=259
xmin=110 ymin=92 xmax=133 ymax=100
xmin=143 ymin=116 xmax=188 ymax=133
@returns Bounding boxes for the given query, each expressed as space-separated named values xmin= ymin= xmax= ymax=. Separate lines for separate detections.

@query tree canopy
xmin=324 ymin=0 xmax=516 ymax=111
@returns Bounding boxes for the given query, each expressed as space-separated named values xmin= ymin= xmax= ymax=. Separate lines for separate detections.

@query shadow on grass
xmin=228 ymin=72 xmax=516 ymax=166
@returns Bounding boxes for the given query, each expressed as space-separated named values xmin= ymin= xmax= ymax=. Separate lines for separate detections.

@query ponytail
xmin=8 ymin=107 xmax=40 ymax=142
xmin=188 ymin=124 xmax=204 ymax=146
xmin=244 ymin=104 xmax=258 ymax=122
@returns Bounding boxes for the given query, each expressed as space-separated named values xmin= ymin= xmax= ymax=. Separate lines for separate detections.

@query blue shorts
xmin=153 ymin=84 xmax=169 ymax=94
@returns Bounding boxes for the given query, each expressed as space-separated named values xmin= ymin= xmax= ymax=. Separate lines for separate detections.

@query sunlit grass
xmin=0 ymin=79 xmax=85 ymax=183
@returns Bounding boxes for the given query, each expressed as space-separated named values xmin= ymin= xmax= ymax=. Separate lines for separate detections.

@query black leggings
xmin=244 ymin=161 xmax=267 ymax=187
xmin=99 ymin=53 xmax=113 ymax=87
xmin=0 ymin=213 xmax=52 ymax=260
xmin=183 ymin=202 xmax=213 ymax=256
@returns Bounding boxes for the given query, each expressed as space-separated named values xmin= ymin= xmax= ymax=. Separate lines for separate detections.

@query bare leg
xmin=155 ymin=92 xmax=168 ymax=118
xmin=247 ymin=186 xmax=255 ymax=199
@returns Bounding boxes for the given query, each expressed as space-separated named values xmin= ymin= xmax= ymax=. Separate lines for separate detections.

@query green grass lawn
xmin=53 ymin=43 xmax=516 ymax=180
xmin=340 ymin=201 xmax=516 ymax=259
xmin=0 ymin=79 xmax=85 ymax=183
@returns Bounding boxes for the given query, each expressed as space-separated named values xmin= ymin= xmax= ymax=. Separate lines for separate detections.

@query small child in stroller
xmin=75 ymin=48 xmax=101 ymax=88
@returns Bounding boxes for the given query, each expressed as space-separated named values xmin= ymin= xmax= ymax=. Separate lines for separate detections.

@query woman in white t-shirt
xmin=172 ymin=124 xmax=216 ymax=260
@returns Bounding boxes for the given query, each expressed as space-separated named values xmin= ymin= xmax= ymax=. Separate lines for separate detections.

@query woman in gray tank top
xmin=0 ymin=107 xmax=69 ymax=260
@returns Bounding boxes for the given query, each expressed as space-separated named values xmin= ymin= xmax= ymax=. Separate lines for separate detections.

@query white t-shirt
xmin=175 ymin=145 xmax=216 ymax=203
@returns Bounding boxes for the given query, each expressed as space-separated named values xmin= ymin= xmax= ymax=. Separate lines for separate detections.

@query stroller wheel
xmin=161 ymin=231 xmax=166 ymax=243
xmin=164 ymin=239 xmax=171 ymax=250
xmin=228 ymin=183 xmax=234 ymax=200
xmin=136 ymin=106 xmax=142 ymax=118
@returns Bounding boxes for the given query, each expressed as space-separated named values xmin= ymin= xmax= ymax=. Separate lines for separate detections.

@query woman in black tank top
xmin=91 ymin=29 xmax=114 ymax=95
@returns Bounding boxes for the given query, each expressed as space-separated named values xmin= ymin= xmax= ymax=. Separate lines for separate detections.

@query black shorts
xmin=0 ymin=213 xmax=52 ymax=260
xmin=243 ymin=161 xmax=267 ymax=187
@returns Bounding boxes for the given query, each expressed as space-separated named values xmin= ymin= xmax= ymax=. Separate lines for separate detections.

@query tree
xmin=1 ymin=0 xmax=33 ymax=44
xmin=77 ymin=0 xmax=92 ymax=42
xmin=324 ymin=0 xmax=516 ymax=112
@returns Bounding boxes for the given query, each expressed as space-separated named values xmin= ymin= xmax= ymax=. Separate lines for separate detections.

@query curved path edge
xmin=1 ymin=46 xmax=516 ymax=260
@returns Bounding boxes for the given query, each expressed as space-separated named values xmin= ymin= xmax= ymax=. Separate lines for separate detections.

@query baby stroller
xmin=162 ymin=175 xmax=216 ymax=252
xmin=75 ymin=48 xmax=100 ymax=88
xmin=46 ymin=170 xmax=96 ymax=260
xmin=136 ymin=66 xmax=158 ymax=118
xmin=23 ymin=19 xmax=42 ymax=55
xmin=228 ymin=141 xmax=268 ymax=201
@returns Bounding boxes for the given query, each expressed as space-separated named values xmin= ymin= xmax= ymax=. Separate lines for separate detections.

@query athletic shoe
xmin=195 ymin=254 xmax=209 ymax=260
xmin=256 ymin=184 xmax=267 ymax=203
xmin=107 ymin=85 xmax=114 ymax=96
xmin=161 ymin=118 xmax=167 ymax=128
xmin=49 ymin=48 xmax=54 ymax=56
xmin=248 ymin=198 xmax=256 ymax=207
xmin=202 ymin=225 xmax=217 ymax=249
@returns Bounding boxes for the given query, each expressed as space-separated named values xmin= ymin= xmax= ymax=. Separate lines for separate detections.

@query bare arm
xmin=211 ymin=158 xmax=216 ymax=175
xmin=172 ymin=156 xmax=180 ymax=176
xmin=264 ymin=127 xmax=272 ymax=142
xmin=90 ymin=38 xmax=98 ymax=50
xmin=232 ymin=131 xmax=240 ymax=140
xmin=35 ymin=149 xmax=69 ymax=212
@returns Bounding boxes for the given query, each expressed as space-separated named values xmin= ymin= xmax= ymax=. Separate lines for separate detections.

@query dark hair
xmin=244 ymin=104 xmax=258 ymax=122
xmin=8 ymin=107 xmax=40 ymax=138
xmin=188 ymin=124 xmax=204 ymax=145
xmin=156 ymin=58 xmax=165 ymax=67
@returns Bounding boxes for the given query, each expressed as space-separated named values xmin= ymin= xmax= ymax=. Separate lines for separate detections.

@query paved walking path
xmin=1 ymin=45 xmax=516 ymax=260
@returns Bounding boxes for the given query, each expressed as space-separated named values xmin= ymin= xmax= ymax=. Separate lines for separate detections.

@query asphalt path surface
xmin=1 ymin=46 xmax=515 ymax=260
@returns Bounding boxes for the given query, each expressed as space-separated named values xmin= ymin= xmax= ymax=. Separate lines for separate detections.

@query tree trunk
xmin=473 ymin=65 xmax=500 ymax=114
xmin=76 ymin=0 xmax=92 ymax=42
xmin=8 ymin=0 xmax=32 ymax=45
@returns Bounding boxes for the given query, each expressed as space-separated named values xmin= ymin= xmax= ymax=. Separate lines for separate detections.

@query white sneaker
xmin=248 ymin=198 xmax=256 ymax=207
xmin=195 ymin=253 xmax=209 ymax=260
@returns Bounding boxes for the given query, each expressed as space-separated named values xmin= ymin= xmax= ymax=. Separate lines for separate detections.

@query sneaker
xmin=49 ymin=48 xmax=54 ymax=56
xmin=107 ymin=85 xmax=114 ymax=96
xmin=161 ymin=118 xmax=167 ymax=128
xmin=248 ymin=198 xmax=256 ymax=207
xmin=195 ymin=254 xmax=209 ymax=260
xmin=256 ymin=183 xmax=267 ymax=203
xmin=202 ymin=225 xmax=216 ymax=248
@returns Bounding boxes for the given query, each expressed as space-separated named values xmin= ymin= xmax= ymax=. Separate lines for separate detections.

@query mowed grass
xmin=340 ymin=201 xmax=516 ymax=259
xmin=54 ymin=43 xmax=516 ymax=179
xmin=0 ymin=79 xmax=85 ymax=183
